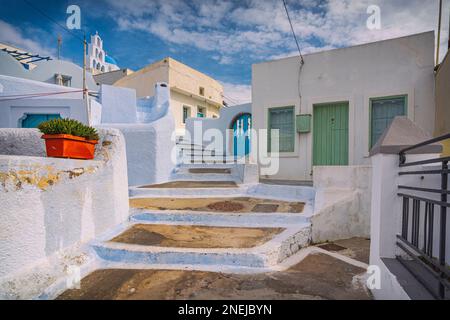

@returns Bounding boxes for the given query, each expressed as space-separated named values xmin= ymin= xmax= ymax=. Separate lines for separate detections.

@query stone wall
xmin=0 ymin=127 xmax=129 ymax=299
xmin=311 ymin=165 xmax=372 ymax=243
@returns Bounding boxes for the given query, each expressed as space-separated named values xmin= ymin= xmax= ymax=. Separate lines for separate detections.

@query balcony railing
xmin=397 ymin=133 xmax=450 ymax=299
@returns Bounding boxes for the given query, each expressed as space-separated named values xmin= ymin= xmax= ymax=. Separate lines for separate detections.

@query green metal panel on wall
xmin=313 ymin=102 xmax=349 ymax=166
xmin=296 ymin=114 xmax=311 ymax=133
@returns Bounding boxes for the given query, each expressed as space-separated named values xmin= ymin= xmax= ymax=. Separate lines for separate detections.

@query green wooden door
xmin=313 ymin=102 xmax=349 ymax=166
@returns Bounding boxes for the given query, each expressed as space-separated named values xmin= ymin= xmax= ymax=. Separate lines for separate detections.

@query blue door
xmin=21 ymin=114 xmax=61 ymax=128
xmin=233 ymin=113 xmax=252 ymax=157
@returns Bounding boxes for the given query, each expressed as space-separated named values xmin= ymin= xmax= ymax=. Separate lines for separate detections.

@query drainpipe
xmin=436 ymin=0 xmax=442 ymax=66
xmin=448 ymin=6 xmax=450 ymax=50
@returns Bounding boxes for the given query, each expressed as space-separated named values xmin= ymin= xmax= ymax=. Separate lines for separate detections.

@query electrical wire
xmin=224 ymin=97 xmax=242 ymax=107
xmin=282 ymin=0 xmax=305 ymax=113
xmin=0 ymin=89 xmax=96 ymax=102
xmin=223 ymin=94 xmax=241 ymax=106
xmin=22 ymin=0 xmax=85 ymax=43
xmin=282 ymin=0 xmax=304 ymax=64
xmin=282 ymin=0 xmax=309 ymax=175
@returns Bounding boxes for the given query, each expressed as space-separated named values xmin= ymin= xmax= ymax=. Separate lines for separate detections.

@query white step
xmin=131 ymin=210 xmax=311 ymax=226
xmin=92 ymin=223 xmax=311 ymax=269
xmin=178 ymin=150 xmax=225 ymax=159
xmin=179 ymin=156 xmax=241 ymax=164
xmin=177 ymin=163 xmax=237 ymax=170
xmin=129 ymin=185 xmax=245 ymax=197
xmin=170 ymin=173 xmax=236 ymax=182
xmin=176 ymin=143 xmax=205 ymax=150
xmin=173 ymin=165 xmax=233 ymax=175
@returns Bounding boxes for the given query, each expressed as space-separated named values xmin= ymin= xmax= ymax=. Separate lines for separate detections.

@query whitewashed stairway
xmin=91 ymin=139 xmax=314 ymax=271
xmin=92 ymin=184 xmax=314 ymax=271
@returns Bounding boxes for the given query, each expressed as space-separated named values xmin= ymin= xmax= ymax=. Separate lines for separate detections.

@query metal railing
xmin=397 ymin=133 xmax=450 ymax=299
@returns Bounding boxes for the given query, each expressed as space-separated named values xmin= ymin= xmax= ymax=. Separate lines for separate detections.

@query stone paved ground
xmin=140 ymin=181 xmax=238 ymax=188
xmin=57 ymin=238 xmax=372 ymax=300
xmin=130 ymin=197 xmax=305 ymax=213
xmin=318 ymin=238 xmax=370 ymax=264
xmin=111 ymin=224 xmax=284 ymax=248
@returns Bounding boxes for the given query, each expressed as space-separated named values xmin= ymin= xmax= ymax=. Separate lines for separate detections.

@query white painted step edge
xmin=91 ymin=224 xmax=311 ymax=268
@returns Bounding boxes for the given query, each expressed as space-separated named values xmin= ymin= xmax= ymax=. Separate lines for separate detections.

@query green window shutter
xmin=197 ymin=106 xmax=205 ymax=118
xmin=268 ymin=106 xmax=295 ymax=152
xmin=370 ymin=96 xmax=407 ymax=148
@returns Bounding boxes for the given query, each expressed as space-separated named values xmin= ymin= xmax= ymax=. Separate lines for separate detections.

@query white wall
xmin=311 ymin=166 xmax=372 ymax=243
xmin=102 ymin=120 xmax=175 ymax=187
xmin=0 ymin=75 xmax=139 ymax=129
xmin=100 ymin=84 xmax=137 ymax=123
xmin=252 ymin=32 xmax=435 ymax=181
xmin=0 ymin=128 xmax=129 ymax=299
xmin=0 ymin=51 xmax=98 ymax=90
xmin=0 ymin=75 xmax=89 ymax=127
xmin=101 ymin=83 xmax=176 ymax=186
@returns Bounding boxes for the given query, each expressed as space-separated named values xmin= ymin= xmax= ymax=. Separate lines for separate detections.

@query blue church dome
xmin=105 ymin=55 xmax=118 ymax=66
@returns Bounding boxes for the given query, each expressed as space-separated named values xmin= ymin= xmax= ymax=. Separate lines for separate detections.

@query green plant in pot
xmin=38 ymin=118 xmax=99 ymax=160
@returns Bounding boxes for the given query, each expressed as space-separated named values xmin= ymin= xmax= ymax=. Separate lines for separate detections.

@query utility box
xmin=296 ymin=114 xmax=312 ymax=133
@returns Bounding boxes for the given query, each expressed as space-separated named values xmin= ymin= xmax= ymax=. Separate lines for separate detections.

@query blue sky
xmin=0 ymin=0 xmax=448 ymax=104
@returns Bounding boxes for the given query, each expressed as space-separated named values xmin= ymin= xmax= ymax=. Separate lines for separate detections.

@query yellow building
xmin=114 ymin=57 xmax=224 ymax=136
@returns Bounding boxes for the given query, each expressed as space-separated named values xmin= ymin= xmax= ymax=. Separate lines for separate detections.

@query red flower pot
xmin=42 ymin=134 xmax=98 ymax=160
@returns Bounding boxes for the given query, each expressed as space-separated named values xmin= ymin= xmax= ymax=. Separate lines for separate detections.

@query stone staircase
xmin=176 ymin=138 xmax=242 ymax=165
xmin=89 ymin=138 xmax=315 ymax=272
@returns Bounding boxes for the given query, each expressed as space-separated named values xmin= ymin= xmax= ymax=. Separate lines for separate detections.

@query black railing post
xmin=396 ymin=133 xmax=450 ymax=300
xmin=439 ymin=160 xmax=448 ymax=298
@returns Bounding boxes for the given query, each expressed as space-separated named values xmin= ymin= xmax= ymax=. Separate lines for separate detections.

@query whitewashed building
xmin=252 ymin=31 xmax=436 ymax=182
xmin=86 ymin=32 xmax=120 ymax=75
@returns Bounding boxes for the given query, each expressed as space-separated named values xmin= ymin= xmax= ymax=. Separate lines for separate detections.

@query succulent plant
xmin=38 ymin=118 xmax=99 ymax=141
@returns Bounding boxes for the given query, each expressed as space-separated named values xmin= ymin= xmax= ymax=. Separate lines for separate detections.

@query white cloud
xmin=104 ymin=0 xmax=449 ymax=64
xmin=0 ymin=19 xmax=56 ymax=57
xmin=221 ymin=82 xmax=252 ymax=106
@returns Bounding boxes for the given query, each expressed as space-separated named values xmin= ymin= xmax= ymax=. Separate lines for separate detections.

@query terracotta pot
xmin=42 ymin=134 xmax=98 ymax=160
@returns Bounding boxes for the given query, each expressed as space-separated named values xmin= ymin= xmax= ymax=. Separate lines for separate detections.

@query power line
xmin=223 ymin=93 xmax=238 ymax=103
xmin=0 ymin=89 xmax=99 ymax=102
xmin=224 ymin=95 xmax=239 ymax=104
xmin=282 ymin=0 xmax=304 ymax=65
xmin=22 ymin=0 xmax=85 ymax=43
xmin=281 ymin=0 xmax=308 ymax=169
xmin=0 ymin=92 xmax=82 ymax=102
xmin=223 ymin=94 xmax=241 ymax=106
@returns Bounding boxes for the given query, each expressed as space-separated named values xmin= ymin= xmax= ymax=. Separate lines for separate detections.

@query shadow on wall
xmin=137 ymin=83 xmax=171 ymax=123
xmin=99 ymin=82 xmax=176 ymax=187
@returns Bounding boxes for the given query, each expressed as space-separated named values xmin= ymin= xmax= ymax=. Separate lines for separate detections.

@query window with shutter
xmin=268 ymin=106 xmax=295 ymax=153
